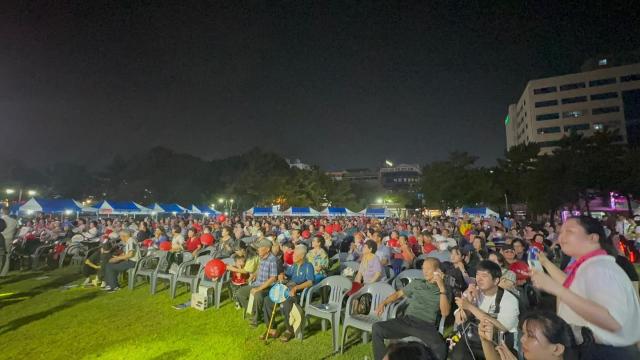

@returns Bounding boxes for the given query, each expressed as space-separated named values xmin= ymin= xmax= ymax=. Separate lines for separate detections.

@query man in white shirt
xmin=1 ymin=207 xmax=18 ymax=276
xmin=451 ymin=260 xmax=520 ymax=360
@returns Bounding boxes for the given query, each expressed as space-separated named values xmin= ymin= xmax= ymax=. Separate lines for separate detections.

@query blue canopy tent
xmin=148 ymin=203 xmax=187 ymax=214
xmin=17 ymin=198 xmax=83 ymax=215
xmin=160 ymin=203 xmax=188 ymax=214
xmin=319 ymin=207 xmax=359 ymax=217
xmin=189 ymin=205 xmax=220 ymax=216
xmin=361 ymin=207 xmax=390 ymax=219
xmin=281 ymin=207 xmax=320 ymax=217
xmin=244 ymin=207 xmax=280 ymax=217
xmin=91 ymin=200 xmax=151 ymax=215
xmin=461 ymin=207 xmax=499 ymax=217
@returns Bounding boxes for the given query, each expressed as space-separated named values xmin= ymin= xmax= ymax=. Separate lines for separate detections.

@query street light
xmin=5 ymin=189 xmax=15 ymax=195
xmin=218 ymin=198 xmax=224 ymax=204
xmin=27 ymin=190 xmax=37 ymax=196
xmin=376 ymin=198 xmax=383 ymax=204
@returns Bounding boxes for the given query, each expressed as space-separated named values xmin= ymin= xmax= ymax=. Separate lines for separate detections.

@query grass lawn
xmin=0 ymin=266 xmax=373 ymax=360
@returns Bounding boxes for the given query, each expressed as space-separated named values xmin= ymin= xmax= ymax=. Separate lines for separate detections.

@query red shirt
xmin=283 ymin=249 xmax=294 ymax=265
xmin=231 ymin=272 xmax=248 ymax=286
xmin=185 ymin=236 xmax=201 ymax=252
xmin=422 ymin=242 xmax=437 ymax=254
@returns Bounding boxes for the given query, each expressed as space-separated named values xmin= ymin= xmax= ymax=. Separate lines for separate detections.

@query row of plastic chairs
xmin=126 ymin=247 xmax=236 ymax=309
xmin=296 ymin=267 xmax=428 ymax=355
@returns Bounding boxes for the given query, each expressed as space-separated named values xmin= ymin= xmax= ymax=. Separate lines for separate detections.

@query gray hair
xmin=294 ymin=244 xmax=308 ymax=256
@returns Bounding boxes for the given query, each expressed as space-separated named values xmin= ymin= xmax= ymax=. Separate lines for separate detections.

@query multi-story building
xmin=506 ymin=61 xmax=640 ymax=153
xmin=379 ymin=163 xmax=422 ymax=192
xmin=286 ymin=158 xmax=312 ymax=171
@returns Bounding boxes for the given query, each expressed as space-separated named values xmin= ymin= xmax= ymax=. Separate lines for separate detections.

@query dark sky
xmin=2 ymin=1 xmax=639 ymax=170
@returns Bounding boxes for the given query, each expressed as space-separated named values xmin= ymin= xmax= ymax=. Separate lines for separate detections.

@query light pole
xmin=5 ymin=188 xmax=36 ymax=203
xmin=217 ymin=198 xmax=235 ymax=215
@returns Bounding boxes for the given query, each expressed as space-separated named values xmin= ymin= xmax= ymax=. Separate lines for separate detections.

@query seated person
xmin=261 ymin=244 xmax=314 ymax=341
xmin=479 ymin=310 xmax=578 ymax=360
xmin=384 ymin=341 xmax=439 ymax=360
xmin=102 ymin=230 xmax=140 ymax=292
xmin=372 ymin=258 xmax=450 ymax=360
xmin=82 ymin=241 xmax=113 ymax=287
xmin=228 ymin=253 xmax=249 ymax=308
xmin=237 ymin=239 xmax=278 ymax=327
xmin=451 ymin=260 xmax=520 ymax=360
xmin=184 ymin=228 xmax=202 ymax=258
xmin=354 ymin=240 xmax=385 ymax=284
xmin=306 ymin=235 xmax=329 ymax=283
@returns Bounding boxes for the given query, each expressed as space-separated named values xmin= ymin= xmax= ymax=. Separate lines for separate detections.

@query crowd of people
xmin=1 ymin=206 xmax=639 ymax=359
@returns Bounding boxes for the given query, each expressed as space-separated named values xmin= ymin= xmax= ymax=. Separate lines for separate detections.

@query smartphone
xmin=493 ymin=330 xmax=506 ymax=346
xmin=528 ymin=247 xmax=543 ymax=272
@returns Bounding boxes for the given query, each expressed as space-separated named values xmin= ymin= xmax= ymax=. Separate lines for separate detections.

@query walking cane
xmin=264 ymin=283 xmax=290 ymax=344
xmin=264 ymin=302 xmax=278 ymax=344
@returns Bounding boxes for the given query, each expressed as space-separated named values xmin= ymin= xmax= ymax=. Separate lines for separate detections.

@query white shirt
xmin=478 ymin=289 xmax=520 ymax=333
xmin=558 ymin=255 xmax=640 ymax=346
xmin=171 ymin=234 xmax=185 ymax=250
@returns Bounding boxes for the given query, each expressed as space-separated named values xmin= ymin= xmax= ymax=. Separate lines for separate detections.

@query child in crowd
xmin=228 ymin=254 xmax=248 ymax=308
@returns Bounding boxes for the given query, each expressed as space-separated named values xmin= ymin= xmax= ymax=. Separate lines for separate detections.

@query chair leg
xmin=215 ymin=282 xmax=222 ymax=309
xmin=362 ymin=331 xmax=369 ymax=344
xmin=331 ymin=313 xmax=340 ymax=353
xmin=321 ymin=319 xmax=327 ymax=332
xmin=150 ymin=275 xmax=157 ymax=294
xmin=340 ymin=325 xmax=348 ymax=354
xmin=170 ymin=280 xmax=177 ymax=298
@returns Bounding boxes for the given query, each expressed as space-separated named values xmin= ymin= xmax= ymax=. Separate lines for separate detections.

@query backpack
xmin=509 ymin=280 xmax=541 ymax=317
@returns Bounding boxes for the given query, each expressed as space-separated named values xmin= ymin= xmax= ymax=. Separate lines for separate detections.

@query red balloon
xmin=204 ymin=259 xmax=227 ymax=280
xmin=200 ymin=233 xmax=215 ymax=246
xmin=142 ymin=239 xmax=154 ymax=248
xmin=216 ymin=214 xmax=226 ymax=223
xmin=301 ymin=230 xmax=311 ymax=239
xmin=159 ymin=241 xmax=172 ymax=251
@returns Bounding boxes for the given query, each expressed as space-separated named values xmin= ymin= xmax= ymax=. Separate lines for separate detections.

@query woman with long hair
xmin=480 ymin=311 xmax=578 ymax=360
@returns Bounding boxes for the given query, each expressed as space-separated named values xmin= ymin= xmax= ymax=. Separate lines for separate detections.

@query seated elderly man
xmin=102 ymin=229 xmax=140 ymax=292
xmin=371 ymin=257 xmax=450 ymax=360
xmin=261 ymin=244 xmax=314 ymax=341
xmin=237 ymin=239 xmax=279 ymax=327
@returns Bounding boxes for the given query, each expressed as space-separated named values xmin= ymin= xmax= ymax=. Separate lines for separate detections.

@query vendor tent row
xmin=9 ymin=198 xmax=393 ymax=218
xmin=11 ymin=198 xmax=220 ymax=216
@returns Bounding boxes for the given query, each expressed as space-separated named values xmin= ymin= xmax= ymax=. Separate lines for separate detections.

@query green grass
xmin=0 ymin=266 xmax=373 ymax=360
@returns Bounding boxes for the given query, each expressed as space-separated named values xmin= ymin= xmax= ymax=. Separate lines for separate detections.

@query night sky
xmin=2 ymin=1 xmax=639 ymax=170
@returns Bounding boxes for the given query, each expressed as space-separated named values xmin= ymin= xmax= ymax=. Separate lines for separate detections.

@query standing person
xmin=237 ymin=239 xmax=278 ymax=327
xmin=1 ymin=208 xmax=18 ymax=275
xmin=102 ymin=230 xmax=139 ymax=292
xmin=530 ymin=216 xmax=640 ymax=359
xmin=371 ymin=258 xmax=450 ymax=360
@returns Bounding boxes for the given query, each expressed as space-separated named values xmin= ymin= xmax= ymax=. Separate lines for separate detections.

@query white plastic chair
xmin=340 ymin=282 xmax=396 ymax=353
xmin=301 ymin=275 xmax=352 ymax=353
xmin=196 ymin=257 xmax=234 ymax=309
xmin=391 ymin=269 xmax=424 ymax=290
